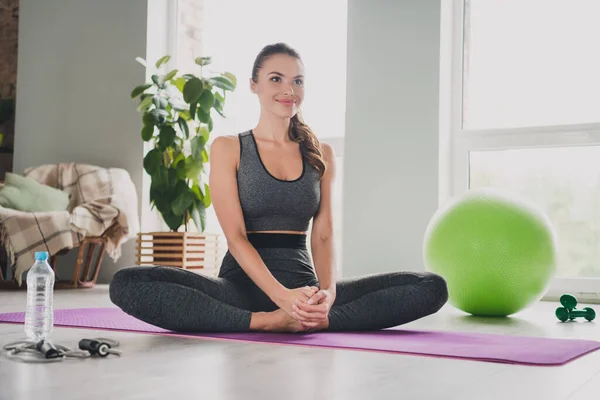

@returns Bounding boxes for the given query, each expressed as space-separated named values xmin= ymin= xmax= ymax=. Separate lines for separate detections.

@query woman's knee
xmin=383 ymin=270 xmax=446 ymax=288
xmin=110 ymin=266 xmax=141 ymax=287
xmin=387 ymin=271 xmax=448 ymax=313
xmin=109 ymin=266 xmax=148 ymax=306
xmin=423 ymin=272 xmax=449 ymax=311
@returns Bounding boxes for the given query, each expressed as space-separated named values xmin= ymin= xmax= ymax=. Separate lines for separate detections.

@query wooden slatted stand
xmin=136 ymin=232 xmax=221 ymax=272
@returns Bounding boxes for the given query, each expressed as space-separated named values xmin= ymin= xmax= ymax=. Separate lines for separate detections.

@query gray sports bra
xmin=236 ymin=130 xmax=321 ymax=232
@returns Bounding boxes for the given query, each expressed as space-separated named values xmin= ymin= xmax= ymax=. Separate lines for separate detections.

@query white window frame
xmin=445 ymin=0 xmax=600 ymax=303
xmin=166 ymin=1 xmax=179 ymax=67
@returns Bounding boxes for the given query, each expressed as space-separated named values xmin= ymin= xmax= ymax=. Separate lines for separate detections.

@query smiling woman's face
xmin=250 ymin=53 xmax=305 ymax=119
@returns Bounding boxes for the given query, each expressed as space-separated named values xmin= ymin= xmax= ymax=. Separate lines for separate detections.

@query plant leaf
xmin=183 ymin=77 xmax=204 ymax=103
xmin=174 ymin=77 xmax=187 ymax=92
xmin=135 ymin=57 xmax=147 ymax=67
xmin=143 ymin=149 xmax=163 ymax=175
xmin=153 ymin=95 xmax=169 ymax=110
xmin=152 ymin=109 xmax=170 ymax=118
xmin=178 ymin=110 xmax=192 ymax=121
xmin=177 ymin=117 xmax=189 ymax=139
xmin=185 ymin=156 xmax=203 ymax=183
xmin=141 ymin=125 xmax=154 ymax=141
xmin=167 ymin=167 xmax=178 ymax=188
xmin=198 ymin=126 xmax=210 ymax=143
xmin=155 ymin=55 xmax=171 ymax=68
xmin=214 ymin=91 xmax=225 ymax=102
xmin=162 ymin=210 xmax=184 ymax=232
xmin=212 ymin=92 xmax=225 ymax=116
xmin=222 ymin=72 xmax=237 ymax=88
xmin=171 ymin=187 xmax=195 ymax=216
xmin=208 ymin=76 xmax=235 ymax=92
xmin=136 ymin=96 xmax=153 ymax=112
xmin=190 ymin=102 xmax=197 ymax=120
xmin=197 ymin=107 xmax=210 ymax=124
xmin=202 ymin=183 xmax=211 ymax=208
xmin=143 ymin=112 xmax=156 ymax=126
xmin=151 ymin=165 xmax=170 ymax=187
xmin=189 ymin=200 xmax=206 ymax=232
xmin=191 ymin=135 xmax=206 ymax=161
xmin=169 ymin=98 xmax=188 ymax=111
xmin=199 ymin=90 xmax=214 ymax=112
xmin=195 ymin=57 xmax=212 ymax=66
xmin=158 ymin=125 xmax=176 ymax=149
xmin=191 ymin=183 xmax=203 ymax=200
xmin=130 ymin=84 xmax=152 ymax=99
xmin=164 ymin=69 xmax=178 ymax=82
xmin=150 ymin=109 xmax=170 ymax=124
xmin=175 ymin=159 xmax=187 ymax=180
xmin=173 ymin=151 xmax=186 ymax=167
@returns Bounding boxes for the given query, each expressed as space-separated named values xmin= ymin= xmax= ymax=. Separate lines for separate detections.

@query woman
xmin=109 ymin=43 xmax=448 ymax=333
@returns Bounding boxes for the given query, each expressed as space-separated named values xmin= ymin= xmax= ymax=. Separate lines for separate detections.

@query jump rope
xmin=2 ymin=337 xmax=122 ymax=363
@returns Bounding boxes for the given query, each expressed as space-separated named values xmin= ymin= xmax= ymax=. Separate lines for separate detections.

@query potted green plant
xmin=131 ymin=55 xmax=236 ymax=271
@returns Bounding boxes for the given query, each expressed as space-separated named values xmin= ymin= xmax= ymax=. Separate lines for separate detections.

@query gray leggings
xmin=109 ymin=237 xmax=448 ymax=332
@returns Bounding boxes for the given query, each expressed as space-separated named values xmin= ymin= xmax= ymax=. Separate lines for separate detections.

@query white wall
xmin=342 ymin=0 xmax=442 ymax=277
xmin=13 ymin=0 xmax=150 ymax=283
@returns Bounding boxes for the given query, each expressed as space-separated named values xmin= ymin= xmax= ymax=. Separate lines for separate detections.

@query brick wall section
xmin=0 ymin=0 xmax=18 ymax=98
xmin=177 ymin=0 xmax=204 ymax=74
xmin=0 ymin=0 xmax=18 ymax=179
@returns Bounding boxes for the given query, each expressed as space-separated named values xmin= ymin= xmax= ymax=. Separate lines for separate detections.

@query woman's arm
xmin=209 ymin=136 xmax=288 ymax=302
xmin=310 ymin=143 xmax=337 ymax=296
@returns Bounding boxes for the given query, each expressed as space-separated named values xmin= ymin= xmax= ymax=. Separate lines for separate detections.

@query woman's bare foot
xmin=250 ymin=309 xmax=330 ymax=332
xmin=298 ymin=315 xmax=330 ymax=332
xmin=250 ymin=309 xmax=306 ymax=332
xmin=273 ymin=309 xmax=308 ymax=333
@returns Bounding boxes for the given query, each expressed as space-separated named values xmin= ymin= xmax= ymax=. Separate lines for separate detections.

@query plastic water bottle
xmin=24 ymin=251 xmax=55 ymax=341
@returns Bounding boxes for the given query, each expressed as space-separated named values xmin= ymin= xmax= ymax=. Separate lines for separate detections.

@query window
xmin=469 ymin=146 xmax=600 ymax=279
xmin=462 ymin=0 xmax=600 ymax=131
xmin=447 ymin=0 xmax=600 ymax=301
xmin=171 ymin=0 xmax=348 ymax=271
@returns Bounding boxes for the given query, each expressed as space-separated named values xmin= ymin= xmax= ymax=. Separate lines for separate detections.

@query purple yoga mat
xmin=1 ymin=307 xmax=599 ymax=366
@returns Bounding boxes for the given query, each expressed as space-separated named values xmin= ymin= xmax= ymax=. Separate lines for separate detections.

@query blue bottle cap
xmin=35 ymin=251 xmax=49 ymax=261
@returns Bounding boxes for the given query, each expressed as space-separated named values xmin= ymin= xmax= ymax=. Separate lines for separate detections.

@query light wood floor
xmin=1 ymin=285 xmax=599 ymax=400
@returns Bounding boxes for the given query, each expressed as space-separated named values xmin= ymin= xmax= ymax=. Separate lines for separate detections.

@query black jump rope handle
xmin=36 ymin=340 xmax=62 ymax=359
xmin=78 ymin=339 xmax=111 ymax=357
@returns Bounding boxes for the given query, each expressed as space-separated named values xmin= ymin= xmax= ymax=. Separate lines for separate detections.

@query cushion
xmin=0 ymin=172 xmax=70 ymax=212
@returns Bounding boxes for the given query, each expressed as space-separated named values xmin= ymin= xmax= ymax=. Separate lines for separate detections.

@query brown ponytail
xmin=252 ymin=42 xmax=327 ymax=179
xmin=289 ymin=111 xmax=326 ymax=178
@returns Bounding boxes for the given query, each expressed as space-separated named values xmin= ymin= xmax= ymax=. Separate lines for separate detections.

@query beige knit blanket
xmin=0 ymin=163 xmax=139 ymax=285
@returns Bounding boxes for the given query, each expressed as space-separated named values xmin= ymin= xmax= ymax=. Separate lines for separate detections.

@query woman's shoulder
xmin=210 ymin=132 xmax=250 ymax=164
xmin=212 ymin=130 xmax=248 ymax=145
xmin=212 ymin=134 xmax=238 ymax=144
xmin=212 ymin=130 xmax=250 ymax=145
xmin=211 ymin=135 xmax=237 ymax=157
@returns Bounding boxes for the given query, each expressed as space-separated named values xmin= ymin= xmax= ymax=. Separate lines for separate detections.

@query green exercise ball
xmin=423 ymin=188 xmax=558 ymax=317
